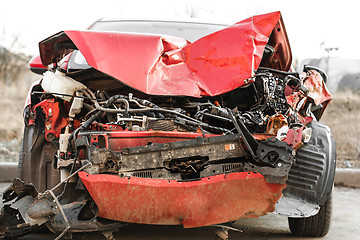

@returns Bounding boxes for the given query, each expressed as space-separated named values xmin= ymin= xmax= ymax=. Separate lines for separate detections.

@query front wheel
xmin=288 ymin=193 xmax=332 ymax=237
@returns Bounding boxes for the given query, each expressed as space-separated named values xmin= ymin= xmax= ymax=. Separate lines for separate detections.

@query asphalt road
xmin=0 ymin=183 xmax=359 ymax=240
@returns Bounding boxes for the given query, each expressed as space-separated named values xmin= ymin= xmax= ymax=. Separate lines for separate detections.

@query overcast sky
xmin=0 ymin=0 xmax=357 ymax=62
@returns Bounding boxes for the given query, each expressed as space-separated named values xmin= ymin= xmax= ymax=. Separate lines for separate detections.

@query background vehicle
xmin=0 ymin=11 xmax=335 ymax=239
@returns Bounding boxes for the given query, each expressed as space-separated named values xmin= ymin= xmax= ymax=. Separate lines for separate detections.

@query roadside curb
xmin=0 ymin=163 xmax=359 ymax=188
xmin=0 ymin=162 xmax=17 ymax=182
xmin=334 ymin=168 xmax=360 ymax=188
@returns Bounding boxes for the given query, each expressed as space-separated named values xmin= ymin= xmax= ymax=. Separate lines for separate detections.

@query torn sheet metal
xmin=39 ymin=11 xmax=290 ymax=97
xmin=303 ymin=70 xmax=332 ymax=106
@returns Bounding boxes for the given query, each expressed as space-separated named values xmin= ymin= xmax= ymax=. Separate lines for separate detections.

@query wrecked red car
xmin=0 ymin=11 xmax=335 ymax=239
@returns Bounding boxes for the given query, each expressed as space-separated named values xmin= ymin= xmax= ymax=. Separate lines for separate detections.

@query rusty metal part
xmin=78 ymin=132 xmax=248 ymax=176
xmin=146 ymin=119 xmax=188 ymax=132
xmin=0 ymin=163 xmax=92 ymax=239
xmin=27 ymin=198 xmax=56 ymax=223
xmin=214 ymin=227 xmax=229 ymax=240
xmin=101 ymin=230 xmax=115 ymax=240
xmin=79 ymin=131 xmax=294 ymax=184
xmin=1 ymin=165 xmax=123 ymax=238
xmin=42 ymin=162 xmax=93 ymax=240
xmin=0 ymin=179 xmax=39 ymax=238
xmin=212 ymin=224 xmax=243 ymax=232
xmin=43 ymin=189 xmax=70 ymax=240
xmin=213 ymin=225 xmax=243 ymax=240
xmin=266 ymin=114 xmax=288 ymax=135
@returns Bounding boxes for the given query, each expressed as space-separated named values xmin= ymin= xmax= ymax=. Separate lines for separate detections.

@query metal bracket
xmin=227 ymin=109 xmax=259 ymax=158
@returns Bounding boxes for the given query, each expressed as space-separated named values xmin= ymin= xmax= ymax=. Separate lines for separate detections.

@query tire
xmin=288 ymin=193 xmax=332 ymax=237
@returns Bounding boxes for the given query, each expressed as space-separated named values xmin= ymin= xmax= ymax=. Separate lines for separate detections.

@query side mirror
xmin=29 ymin=56 xmax=47 ymax=75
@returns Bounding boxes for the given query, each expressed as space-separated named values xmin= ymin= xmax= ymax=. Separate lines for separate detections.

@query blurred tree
xmin=0 ymin=46 xmax=29 ymax=84
xmin=0 ymin=23 xmax=30 ymax=84
xmin=0 ymin=35 xmax=29 ymax=85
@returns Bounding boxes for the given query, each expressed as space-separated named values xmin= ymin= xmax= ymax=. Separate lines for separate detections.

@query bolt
xmin=47 ymin=133 xmax=56 ymax=142
xmin=277 ymin=162 xmax=282 ymax=167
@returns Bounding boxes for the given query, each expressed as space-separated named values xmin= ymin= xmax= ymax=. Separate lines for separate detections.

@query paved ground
xmin=0 ymin=183 xmax=359 ymax=240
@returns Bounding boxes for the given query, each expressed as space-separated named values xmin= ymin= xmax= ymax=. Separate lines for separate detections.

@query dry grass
xmin=321 ymin=90 xmax=360 ymax=167
xmin=0 ymin=73 xmax=359 ymax=167
xmin=0 ymin=78 xmax=37 ymax=137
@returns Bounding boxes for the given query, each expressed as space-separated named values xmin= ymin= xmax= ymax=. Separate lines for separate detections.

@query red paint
xmin=28 ymin=55 xmax=46 ymax=69
xmin=83 ymin=130 xmax=217 ymax=151
xmin=284 ymin=127 xmax=303 ymax=149
xmin=24 ymin=80 xmax=41 ymax=108
xmin=31 ymin=99 xmax=80 ymax=141
xmin=78 ymin=171 xmax=285 ymax=228
xmin=39 ymin=12 xmax=290 ymax=97
xmin=58 ymin=52 xmax=72 ymax=71
xmin=286 ymin=69 xmax=332 ymax=122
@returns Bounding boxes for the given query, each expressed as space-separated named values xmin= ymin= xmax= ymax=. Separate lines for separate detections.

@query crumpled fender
xmin=304 ymin=70 xmax=332 ymax=106
xmin=39 ymin=11 xmax=291 ymax=97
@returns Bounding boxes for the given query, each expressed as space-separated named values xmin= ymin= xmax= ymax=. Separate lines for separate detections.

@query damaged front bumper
xmin=79 ymin=171 xmax=285 ymax=228
xmin=75 ymin=130 xmax=294 ymax=228
xmin=0 ymin=130 xmax=295 ymax=238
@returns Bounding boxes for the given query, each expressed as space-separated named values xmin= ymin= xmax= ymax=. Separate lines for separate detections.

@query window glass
xmin=90 ymin=21 xmax=227 ymax=42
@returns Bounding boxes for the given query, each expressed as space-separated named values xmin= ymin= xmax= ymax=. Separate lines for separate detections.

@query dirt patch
xmin=0 ymin=139 xmax=21 ymax=162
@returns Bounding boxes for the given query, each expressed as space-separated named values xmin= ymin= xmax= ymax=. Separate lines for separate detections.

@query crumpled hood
xmin=39 ymin=11 xmax=291 ymax=97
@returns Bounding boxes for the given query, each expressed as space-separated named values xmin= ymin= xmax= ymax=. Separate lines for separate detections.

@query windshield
xmin=90 ymin=20 xmax=227 ymax=42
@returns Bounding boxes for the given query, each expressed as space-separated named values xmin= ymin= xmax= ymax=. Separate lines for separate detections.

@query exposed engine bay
xmin=45 ymin=66 xmax=312 ymax=183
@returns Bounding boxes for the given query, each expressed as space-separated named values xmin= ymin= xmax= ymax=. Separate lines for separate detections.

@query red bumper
xmin=78 ymin=171 xmax=285 ymax=228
